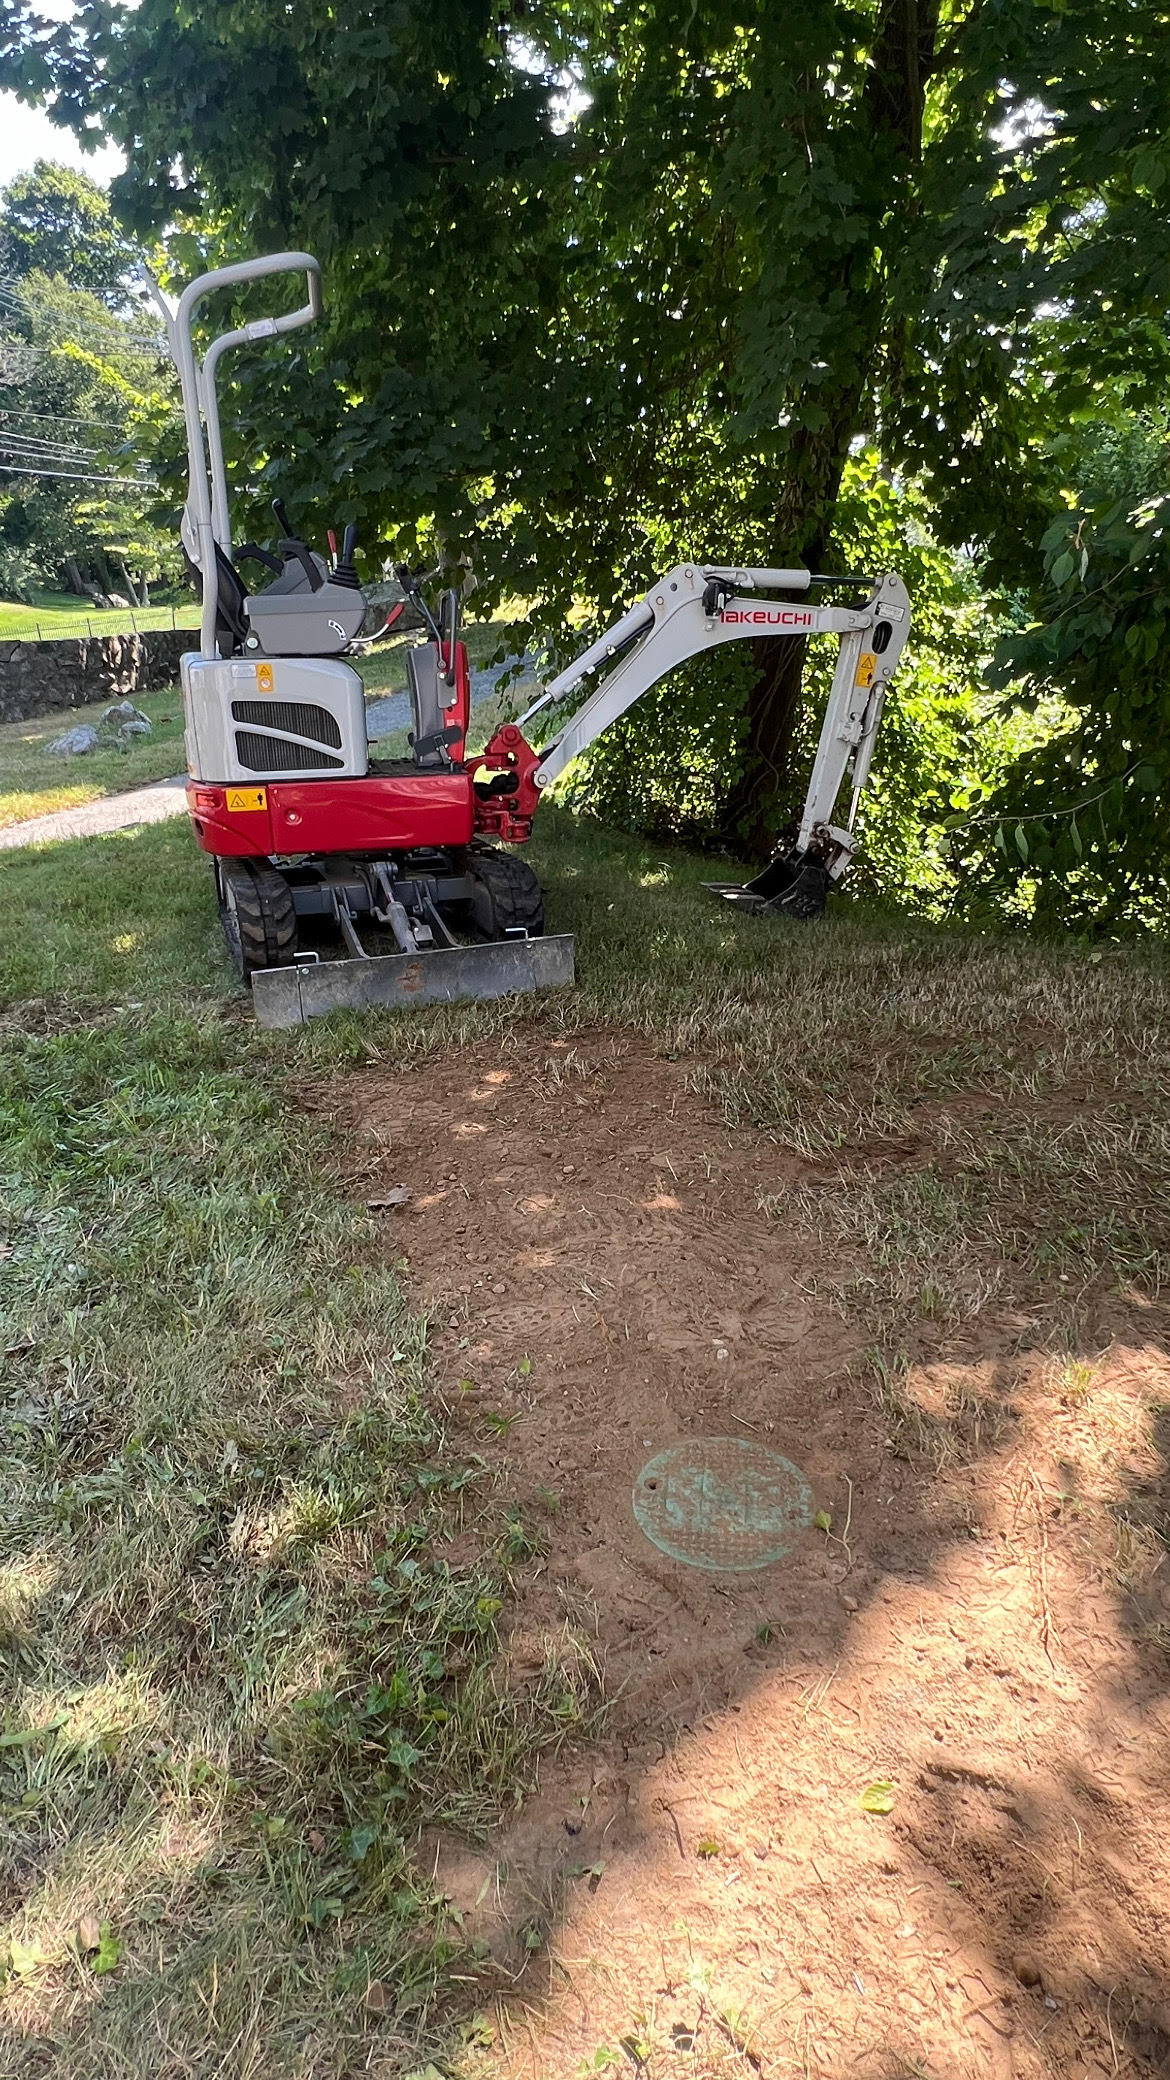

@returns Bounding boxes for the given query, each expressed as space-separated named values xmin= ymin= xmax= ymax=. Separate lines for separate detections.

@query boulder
xmin=99 ymin=699 xmax=153 ymax=740
xmin=47 ymin=724 xmax=100 ymax=756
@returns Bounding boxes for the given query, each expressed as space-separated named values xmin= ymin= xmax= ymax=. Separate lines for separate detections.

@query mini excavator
xmin=151 ymin=252 xmax=910 ymax=1027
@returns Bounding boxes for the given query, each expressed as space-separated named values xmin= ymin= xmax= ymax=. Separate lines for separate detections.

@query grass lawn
xmin=0 ymin=693 xmax=189 ymax=831
xmin=0 ymin=595 xmax=200 ymax=643
xmin=2 ymin=799 xmax=1169 ymax=2073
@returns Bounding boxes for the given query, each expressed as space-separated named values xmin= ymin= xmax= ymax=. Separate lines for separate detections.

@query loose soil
xmin=329 ymin=1027 xmax=1170 ymax=2080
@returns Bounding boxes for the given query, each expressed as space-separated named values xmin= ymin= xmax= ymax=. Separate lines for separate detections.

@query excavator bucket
xmin=250 ymin=932 xmax=576 ymax=1029
xmin=703 ymin=853 xmax=831 ymax=922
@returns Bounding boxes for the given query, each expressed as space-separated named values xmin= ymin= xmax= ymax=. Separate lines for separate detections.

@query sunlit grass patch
xmin=0 ymin=689 xmax=188 ymax=829
xmin=0 ymin=1010 xmax=596 ymax=2072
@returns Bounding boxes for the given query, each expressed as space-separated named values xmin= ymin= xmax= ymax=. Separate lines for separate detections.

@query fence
xmin=1 ymin=603 xmax=201 ymax=645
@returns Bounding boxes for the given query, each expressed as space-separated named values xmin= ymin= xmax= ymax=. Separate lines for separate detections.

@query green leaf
xmin=0 ymin=1717 xmax=67 ymax=1748
xmin=92 ymin=1923 xmax=122 ymax=1975
xmin=813 ymin=1509 xmax=832 ymax=1533
xmin=1069 ymin=813 xmax=1083 ymax=857
xmin=859 ymin=1781 xmax=896 ymax=1815
xmin=1050 ymin=551 xmax=1075 ymax=586
xmin=696 ymin=1837 xmax=721 ymax=1858
xmin=1014 ymin=824 xmax=1029 ymax=862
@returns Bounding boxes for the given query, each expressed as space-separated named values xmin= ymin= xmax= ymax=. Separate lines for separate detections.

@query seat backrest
xmin=186 ymin=545 xmax=251 ymax=657
xmin=212 ymin=546 xmax=251 ymax=655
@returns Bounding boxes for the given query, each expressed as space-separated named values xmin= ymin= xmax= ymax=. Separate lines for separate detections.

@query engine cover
xmin=181 ymin=652 xmax=368 ymax=783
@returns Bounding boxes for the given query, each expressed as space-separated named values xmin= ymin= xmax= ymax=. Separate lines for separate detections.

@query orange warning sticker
xmin=257 ymin=662 xmax=274 ymax=691
xmin=855 ymin=651 xmax=877 ymax=687
xmin=226 ymin=788 xmax=267 ymax=812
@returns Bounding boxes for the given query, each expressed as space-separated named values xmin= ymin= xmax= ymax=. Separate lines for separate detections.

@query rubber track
xmin=221 ymin=861 xmax=298 ymax=975
xmin=469 ymin=846 xmax=545 ymax=937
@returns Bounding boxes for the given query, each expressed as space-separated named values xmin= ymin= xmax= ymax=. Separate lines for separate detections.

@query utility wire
xmin=0 ymin=429 xmax=105 ymax=451
xmin=0 ymin=406 xmax=126 ymax=428
xmin=0 ymin=461 xmax=157 ymax=486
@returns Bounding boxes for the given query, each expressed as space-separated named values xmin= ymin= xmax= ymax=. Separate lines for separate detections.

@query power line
xmin=0 ymin=430 xmax=105 ymax=454
xmin=0 ymin=461 xmax=157 ymax=486
xmin=0 ymin=407 xmax=126 ymax=428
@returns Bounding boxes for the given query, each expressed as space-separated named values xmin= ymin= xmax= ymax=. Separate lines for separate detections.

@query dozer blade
xmin=250 ymin=933 xmax=576 ymax=1030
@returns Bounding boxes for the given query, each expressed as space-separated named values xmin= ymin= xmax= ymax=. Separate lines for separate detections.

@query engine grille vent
xmin=230 ymin=698 xmax=343 ymax=749
xmin=234 ymin=730 xmax=343 ymax=773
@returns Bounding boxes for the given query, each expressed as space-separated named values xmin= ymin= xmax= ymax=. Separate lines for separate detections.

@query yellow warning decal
xmin=256 ymin=662 xmax=274 ymax=691
xmin=226 ymin=787 xmax=267 ymax=812
xmin=855 ymin=651 xmax=877 ymax=687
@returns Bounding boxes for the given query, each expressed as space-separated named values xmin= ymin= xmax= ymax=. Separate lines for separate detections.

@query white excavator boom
xmin=510 ymin=563 xmax=910 ymax=900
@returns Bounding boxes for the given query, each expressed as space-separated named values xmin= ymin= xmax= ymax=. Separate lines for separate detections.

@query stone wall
xmin=0 ymin=630 xmax=190 ymax=726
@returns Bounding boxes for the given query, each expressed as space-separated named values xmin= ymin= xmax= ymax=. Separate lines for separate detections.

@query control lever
xmin=395 ymin=562 xmax=443 ymax=644
xmin=440 ymin=585 xmax=459 ymax=684
xmin=332 ymin=522 xmax=361 ymax=592
xmin=269 ymin=498 xmax=324 ymax=591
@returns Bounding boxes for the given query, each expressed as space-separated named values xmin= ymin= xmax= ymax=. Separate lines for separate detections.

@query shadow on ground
xmin=328 ymin=1024 xmax=1170 ymax=2080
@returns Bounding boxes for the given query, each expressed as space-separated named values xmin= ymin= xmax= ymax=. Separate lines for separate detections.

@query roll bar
xmin=145 ymin=253 xmax=322 ymax=656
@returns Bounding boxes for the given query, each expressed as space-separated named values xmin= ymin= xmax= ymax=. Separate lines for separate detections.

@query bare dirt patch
xmin=327 ymin=1027 xmax=1170 ymax=2080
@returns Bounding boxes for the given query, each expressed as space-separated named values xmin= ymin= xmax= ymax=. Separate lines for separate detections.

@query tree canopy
xmin=3 ymin=0 xmax=1167 ymax=924
xmin=0 ymin=159 xmax=176 ymax=601
xmin=0 ymin=157 xmax=135 ymax=300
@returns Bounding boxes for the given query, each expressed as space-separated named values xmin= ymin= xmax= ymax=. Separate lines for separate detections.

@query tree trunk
xmin=64 ymin=557 xmax=87 ymax=599
xmin=719 ymin=429 xmax=855 ymax=857
xmin=724 ymin=0 xmax=939 ymax=860
xmin=117 ymin=558 xmax=141 ymax=607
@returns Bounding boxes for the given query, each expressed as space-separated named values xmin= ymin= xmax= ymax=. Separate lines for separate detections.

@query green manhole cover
xmin=633 ymin=1437 xmax=813 ymax=1572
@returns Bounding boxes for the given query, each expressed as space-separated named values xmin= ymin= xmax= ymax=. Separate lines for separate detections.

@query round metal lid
xmin=633 ymin=1436 xmax=813 ymax=1572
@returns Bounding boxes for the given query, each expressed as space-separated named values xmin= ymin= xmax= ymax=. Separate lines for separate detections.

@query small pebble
xmin=1012 ymin=1954 xmax=1042 ymax=1988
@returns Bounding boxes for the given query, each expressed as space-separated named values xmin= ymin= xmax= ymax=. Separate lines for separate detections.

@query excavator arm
xmin=468 ymin=561 xmax=910 ymax=915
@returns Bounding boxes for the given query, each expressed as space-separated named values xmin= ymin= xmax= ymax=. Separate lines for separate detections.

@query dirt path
xmin=328 ymin=1028 xmax=1170 ymax=2080
xmin=0 ymin=773 xmax=188 ymax=849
